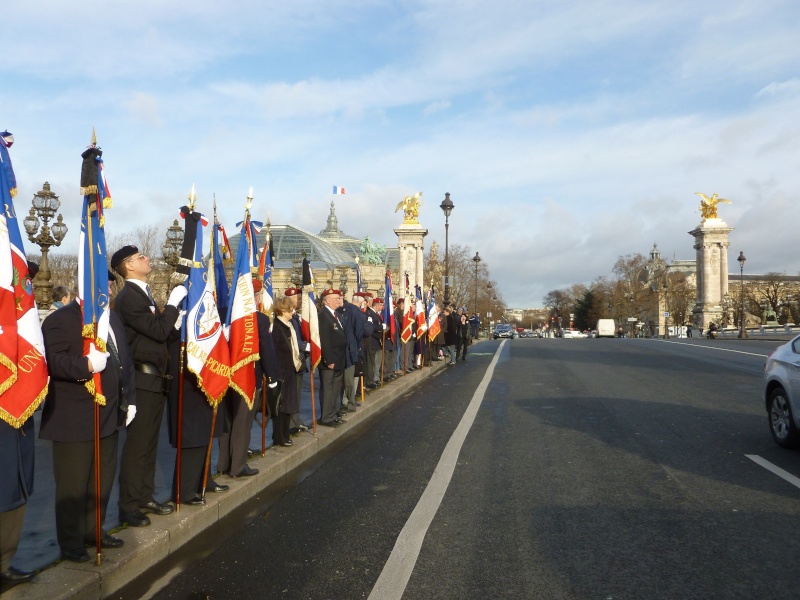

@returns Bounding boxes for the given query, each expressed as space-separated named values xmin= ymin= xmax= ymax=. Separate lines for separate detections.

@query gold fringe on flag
xmin=0 ymin=385 xmax=48 ymax=429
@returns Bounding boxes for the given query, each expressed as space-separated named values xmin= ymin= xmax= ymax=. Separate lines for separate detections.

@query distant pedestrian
xmin=686 ymin=323 xmax=693 ymax=338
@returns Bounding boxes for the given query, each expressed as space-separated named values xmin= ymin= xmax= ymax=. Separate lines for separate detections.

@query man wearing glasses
xmin=111 ymin=245 xmax=187 ymax=527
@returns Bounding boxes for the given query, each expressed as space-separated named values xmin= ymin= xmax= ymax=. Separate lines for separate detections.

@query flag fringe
xmin=80 ymin=185 xmax=98 ymax=196
xmin=103 ymin=196 xmax=112 ymax=209
xmin=0 ymin=355 xmax=17 ymax=395
xmin=186 ymin=367 xmax=229 ymax=409
xmin=0 ymin=384 xmax=47 ymax=428
xmin=84 ymin=380 xmax=107 ymax=406
xmin=8 ymin=187 xmax=16 ymax=197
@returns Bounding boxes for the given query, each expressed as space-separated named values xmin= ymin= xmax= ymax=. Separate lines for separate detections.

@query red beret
xmin=321 ymin=288 xmax=342 ymax=298
xmin=373 ymin=297 xmax=384 ymax=304
xmin=252 ymin=279 xmax=263 ymax=292
xmin=284 ymin=287 xmax=301 ymax=296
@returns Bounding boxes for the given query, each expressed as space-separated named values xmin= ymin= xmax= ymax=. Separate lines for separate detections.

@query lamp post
xmin=23 ymin=182 xmax=68 ymax=309
xmin=339 ymin=271 xmax=348 ymax=297
xmin=440 ymin=192 xmax=454 ymax=305
xmin=737 ymin=251 xmax=747 ymax=338
xmin=162 ymin=219 xmax=184 ymax=269
xmin=664 ymin=269 xmax=670 ymax=339
xmin=472 ymin=251 xmax=481 ymax=316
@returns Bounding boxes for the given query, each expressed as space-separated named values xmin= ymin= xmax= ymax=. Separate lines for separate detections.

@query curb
xmin=4 ymin=360 xmax=448 ymax=600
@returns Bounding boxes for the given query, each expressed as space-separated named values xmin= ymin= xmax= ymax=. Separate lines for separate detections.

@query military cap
xmin=110 ymin=245 xmax=139 ymax=268
xmin=321 ymin=288 xmax=342 ymax=298
xmin=284 ymin=287 xmax=301 ymax=297
xmin=252 ymin=279 xmax=263 ymax=292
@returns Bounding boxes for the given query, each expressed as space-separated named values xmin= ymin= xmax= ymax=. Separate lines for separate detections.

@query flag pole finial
xmin=246 ymin=187 xmax=253 ymax=211
xmin=188 ymin=183 xmax=196 ymax=211
xmin=90 ymin=127 xmax=97 ymax=146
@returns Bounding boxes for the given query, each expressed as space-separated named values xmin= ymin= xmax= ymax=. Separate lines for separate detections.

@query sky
xmin=2 ymin=0 xmax=799 ymax=308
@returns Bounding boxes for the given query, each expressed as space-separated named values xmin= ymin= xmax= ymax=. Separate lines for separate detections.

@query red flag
xmin=226 ymin=217 xmax=259 ymax=408
xmin=0 ymin=134 xmax=48 ymax=427
xmin=300 ymin=258 xmax=321 ymax=370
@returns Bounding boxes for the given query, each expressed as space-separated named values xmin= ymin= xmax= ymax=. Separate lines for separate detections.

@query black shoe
xmin=119 ymin=509 xmax=151 ymax=527
xmin=206 ymin=481 xmax=230 ymax=493
xmin=365 ymin=383 xmax=378 ymax=389
xmin=140 ymin=500 xmax=175 ymax=515
xmin=1 ymin=566 xmax=35 ymax=583
xmin=232 ymin=465 xmax=259 ymax=477
xmin=319 ymin=420 xmax=341 ymax=427
xmin=341 ymin=404 xmax=357 ymax=413
xmin=60 ymin=548 xmax=90 ymax=563
xmin=184 ymin=496 xmax=206 ymax=506
xmin=280 ymin=440 xmax=293 ymax=447
xmin=247 ymin=448 xmax=259 ymax=458
xmin=85 ymin=534 xmax=124 ymax=549
xmin=334 ymin=417 xmax=347 ymax=424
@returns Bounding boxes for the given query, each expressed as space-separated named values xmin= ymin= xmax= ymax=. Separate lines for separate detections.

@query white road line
xmin=650 ymin=339 xmax=769 ymax=358
xmin=368 ymin=341 xmax=506 ymax=600
xmin=746 ymin=454 xmax=800 ymax=490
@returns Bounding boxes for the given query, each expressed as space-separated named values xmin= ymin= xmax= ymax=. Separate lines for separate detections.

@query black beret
xmin=110 ymin=245 xmax=139 ymax=268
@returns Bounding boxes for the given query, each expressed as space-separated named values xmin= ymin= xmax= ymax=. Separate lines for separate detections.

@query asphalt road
xmin=131 ymin=336 xmax=800 ymax=600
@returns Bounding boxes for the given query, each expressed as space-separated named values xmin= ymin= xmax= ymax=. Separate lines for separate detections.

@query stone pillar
xmin=394 ymin=225 xmax=428 ymax=296
xmin=689 ymin=218 xmax=734 ymax=328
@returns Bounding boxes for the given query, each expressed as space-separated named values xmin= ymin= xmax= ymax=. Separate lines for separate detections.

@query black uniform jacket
xmin=255 ymin=312 xmax=279 ymax=385
xmin=271 ymin=317 xmax=301 ymax=414
xmin=114 ymin=281 xmax=180 ymax=392
xmin=318 ymin=306 xmax=347 ymax=370
xmin=40 ymin=302 xmax=135 ymax=442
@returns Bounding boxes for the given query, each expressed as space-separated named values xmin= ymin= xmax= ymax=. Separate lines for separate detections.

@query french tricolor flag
xmin=332 ymin=186 xmax=346 ymax=195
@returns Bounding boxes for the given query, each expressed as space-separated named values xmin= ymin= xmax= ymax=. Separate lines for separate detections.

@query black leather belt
xmin=134 ymin=362 xmax=165 ymax=378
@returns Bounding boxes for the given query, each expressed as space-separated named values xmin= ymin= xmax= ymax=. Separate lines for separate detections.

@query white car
xmin=562 ymin=329 xmax=587 ymax=339
xmin=764 ymin=335 xmax=800 ymax=448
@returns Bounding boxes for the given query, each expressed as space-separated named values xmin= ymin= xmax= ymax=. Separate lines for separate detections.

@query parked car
xmin=562 ymin=329 xmax=588 ymax=339
xmin=764 ymin=335 xmax=800 ymax=448
xmin=494 ymin=324 xmax=514 ymax=339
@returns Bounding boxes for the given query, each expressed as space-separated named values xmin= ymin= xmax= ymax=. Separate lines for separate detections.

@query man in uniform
xmin=364 ymin=293 xmax=383 ymax=389
xmin=112 ymin=245 xmax=187 ymax=526
xmin=40 ymin=278 xmax=136 ymax=562
xmin=338 ymin=292 xmax=373 ymax=411
xmin=317 ymin=289 xmax=347 ymax=427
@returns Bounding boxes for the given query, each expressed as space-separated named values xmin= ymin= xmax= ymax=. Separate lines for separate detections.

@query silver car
xmin=764 ymin=335 xmax=800 ymax=448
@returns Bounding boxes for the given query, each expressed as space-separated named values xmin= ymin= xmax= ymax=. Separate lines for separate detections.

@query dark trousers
xmin=173 ymin=446 xmax=206 ymax=502
xmin=119 ymin=389 xmax=166 ymax=513
xmin=365 ymin=344 xmax=376 ymax=385
xmin=0 ymin=505 xmax=26 ymax=571
xmin=319 ymin=368 xmax=343 ymax=424
xmin=289 ymin=372 xmax=305 ymax=429
xmin=218 ymin=394 xmax=257 ymax=476
xmin=52 ymin=433 xmax=118 ymax=552
xmin=456 ymin=336 xmax=469 ymax=360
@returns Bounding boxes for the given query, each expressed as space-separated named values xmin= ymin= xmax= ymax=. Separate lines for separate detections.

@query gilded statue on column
xmin=695 ymin=192 xmax=731 ymax=221
xmin=395 ymin=192 xmax=423 ymax=224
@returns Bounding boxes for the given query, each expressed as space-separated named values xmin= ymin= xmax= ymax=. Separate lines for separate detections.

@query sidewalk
xmin=2 ymin=359 xmax=449 ymax=600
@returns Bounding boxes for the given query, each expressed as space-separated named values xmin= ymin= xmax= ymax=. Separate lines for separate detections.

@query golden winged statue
xmin=695 ymin=192 xmax=731 ymax=221
xmin=395 ymin=191 xmax=423 ymax=224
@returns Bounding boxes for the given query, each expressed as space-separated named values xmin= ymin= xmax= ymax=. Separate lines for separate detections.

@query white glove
xmin=268 ymin=382 xmax=278 ymax=389
xmin=87 ymin=343 xmax=109 ymax=373
xmin=382 ymin=323 xmax=388 ymax=331
xmin=174 ymin=310 xmax=186 ymax=330
xmin=125 ymin=405 xmax=137 ymax=426
xmin=167 ymin=285 xmax=188 ymax=307
xmin=304 ymin=343 xmax=310 ymax=352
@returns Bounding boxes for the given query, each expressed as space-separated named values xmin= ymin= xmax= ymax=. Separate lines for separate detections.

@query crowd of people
xmin=0 ymin=243 xmax=479 ymax=588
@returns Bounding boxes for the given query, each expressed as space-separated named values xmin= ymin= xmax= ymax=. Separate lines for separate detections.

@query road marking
xmin=649 ymin=339 xmax=769 ymax=358
xmin=746 ymin=454 xmax=800 ymax=490
xmin=368 ymin=341 xmax=505 ymax=600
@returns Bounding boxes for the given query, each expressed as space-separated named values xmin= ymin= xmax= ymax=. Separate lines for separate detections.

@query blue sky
xmin=3 ymin=0 xmax=799 ymax=307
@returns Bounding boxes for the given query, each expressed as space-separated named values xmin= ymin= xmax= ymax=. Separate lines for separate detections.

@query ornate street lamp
xmin=472 ymin=251 xmax=481 ymax=316
xmin=23 ymin=182 xmax=68 ymax=309
xmin=162 ymin=219 xmax=184 ymax=269
xmin=737 ymin=251 xmax=747 ymax=338
xmin=339 ymin=271 xmax=348 ymax=297
xmin=439 ymin=192 xmax=454 ymax=305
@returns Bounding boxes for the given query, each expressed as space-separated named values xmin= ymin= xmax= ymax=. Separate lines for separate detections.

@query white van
xmin=596 ymin=319 xmax=616 ymax=338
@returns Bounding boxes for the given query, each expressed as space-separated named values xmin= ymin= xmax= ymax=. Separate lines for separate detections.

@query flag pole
xmin=261 ymin=376 xmax=267 ymax=456
xmin=87 ymin=194 xmax=102 ymax=566
xmin=83 ymin=129 xmax=103 ymax=565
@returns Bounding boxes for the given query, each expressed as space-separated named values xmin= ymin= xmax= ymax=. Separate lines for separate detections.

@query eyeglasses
xmin=126 ymin=254 xmax=146 ymax=263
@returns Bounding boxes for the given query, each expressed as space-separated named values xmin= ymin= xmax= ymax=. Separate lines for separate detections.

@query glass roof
xmin=227 ymin=224 xmax=359 ymax=270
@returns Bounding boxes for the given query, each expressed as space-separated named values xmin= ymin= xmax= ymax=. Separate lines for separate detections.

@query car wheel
xmin=768 ymin=387 xmax=800 ymax=449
